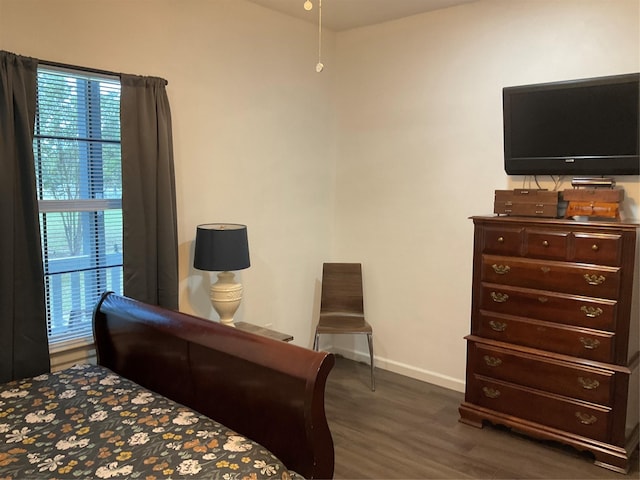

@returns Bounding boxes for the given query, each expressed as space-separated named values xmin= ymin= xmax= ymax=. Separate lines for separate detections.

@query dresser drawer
xmin=482 ymin=226 xmax=523 ymax=256
xmin=479 ymin=284 xmax=617 ymax=331
xmin=468 ymin=340 xmax=615 ymax=405
xmin=525 ymin=229 xmax=570 ymax=260
xmin=482 ymin=255 xmax=621 ymax=299
xmin=573 ymin=232 xmax=623 ymax=266
xmin=476 ymin=312 xmax=615 ymax=363
xmin=467 ymin=376 xmax=613 ymax=443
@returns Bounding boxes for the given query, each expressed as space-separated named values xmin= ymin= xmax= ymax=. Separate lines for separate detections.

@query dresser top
xmin=471 ymin=215 xmax=639 ymax=230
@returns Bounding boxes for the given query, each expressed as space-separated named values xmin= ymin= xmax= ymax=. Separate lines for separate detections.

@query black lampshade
xmin=193 ymin=223 xmax=250 ymax=272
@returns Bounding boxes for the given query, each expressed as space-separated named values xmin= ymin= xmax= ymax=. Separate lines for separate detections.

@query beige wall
xmin=1 ymin=0 xmax=638 ymax=391
xmin=0 ymin=0 xmax=337 ymax=348
xmin=331 ymin=0 xmax=639 ymax=389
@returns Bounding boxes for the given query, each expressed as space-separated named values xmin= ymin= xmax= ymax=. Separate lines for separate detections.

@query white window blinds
xmin=34 ymin=67 xmax=123 ymax=346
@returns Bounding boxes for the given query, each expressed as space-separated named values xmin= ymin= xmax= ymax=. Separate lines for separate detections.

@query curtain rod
xmin=39 ymin=59 xmax=168 ymax=85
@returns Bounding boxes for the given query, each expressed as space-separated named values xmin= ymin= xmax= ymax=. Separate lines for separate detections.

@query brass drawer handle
xmin=489 ymin=320 xmax=507 ymax=332
xmin=579 ymin=337 xmax=600 ymax=350
xmin=540 ymin=266 xmax=551 ymax=273
xmin=580 ymin=306 xmax=603 ymax=318
xmin=492 ymin=264 xmax=510 ymax=275
xmin=497 ymin=236 xmax=504 ymax=243
xmin=575 ymin=412 xmax=597 ymax=425
xmin=583 ymin=274 xmax=605 ymax=286
xmin=482 ymin=387 xmax=500 ymax=399
xmin=578 ymin=377 xmax=600 ymax=390
xmin=591 ymin=244 xmax=599 ymax=252
xmin=490 ymin=292 xmax=509 ymax=303
xmin=538 ymin=296 xmax=548 ymax=303
xmin=483 ymin=355 xmax=502 ymax=367
xmin=542 ymin=240 xmax=549 ymax=247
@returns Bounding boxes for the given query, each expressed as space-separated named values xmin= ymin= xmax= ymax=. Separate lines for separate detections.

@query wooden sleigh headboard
xmin=92 ymin=292 xmax=335 ymax=479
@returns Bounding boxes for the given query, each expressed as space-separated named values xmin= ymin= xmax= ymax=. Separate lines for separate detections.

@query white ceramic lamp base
xmin=210 ymin=271 xmax=243 ymax=326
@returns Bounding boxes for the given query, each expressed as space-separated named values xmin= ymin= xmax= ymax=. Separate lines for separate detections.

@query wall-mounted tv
xmin=503 ymin=73 xmax=639 ymax=176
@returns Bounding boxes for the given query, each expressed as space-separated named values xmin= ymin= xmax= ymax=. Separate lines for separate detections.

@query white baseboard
xmin=331 ymin=345 xmax=465 ymax=393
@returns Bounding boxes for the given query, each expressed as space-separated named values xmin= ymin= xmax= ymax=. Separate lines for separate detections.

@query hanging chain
xmin=316 ymin=0 xmax=323 ymax=72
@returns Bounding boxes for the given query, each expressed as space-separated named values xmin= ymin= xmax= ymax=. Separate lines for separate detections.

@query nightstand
xmin=234 ymin=321 xmax=294 ymax=342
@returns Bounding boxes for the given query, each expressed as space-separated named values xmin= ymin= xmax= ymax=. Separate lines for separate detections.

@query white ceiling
xmin=247 ymin=0 xmax=478 ymax=31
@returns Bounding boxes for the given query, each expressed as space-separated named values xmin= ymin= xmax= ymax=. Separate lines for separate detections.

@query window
xmin=33 ymin=67 xmax=123 ymax=347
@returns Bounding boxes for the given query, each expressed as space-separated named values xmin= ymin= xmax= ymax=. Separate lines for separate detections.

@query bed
xmin=0 ymin=292 xmax=335 ymax=479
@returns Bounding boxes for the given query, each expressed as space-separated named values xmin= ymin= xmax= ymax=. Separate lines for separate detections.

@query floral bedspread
xmin=0 ymin=364 xmax=303 ymax=479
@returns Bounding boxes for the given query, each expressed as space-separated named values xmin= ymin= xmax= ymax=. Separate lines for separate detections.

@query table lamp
xmin=193 ymin=223 xmax=250 ymax=326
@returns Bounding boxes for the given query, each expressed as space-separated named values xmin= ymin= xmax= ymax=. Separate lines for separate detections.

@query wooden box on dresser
xmin=459 ymin=215 xmax=639 ymax=474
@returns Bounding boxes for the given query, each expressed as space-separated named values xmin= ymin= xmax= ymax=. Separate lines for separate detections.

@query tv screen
xmin=503 ymin=73 xmax=640 ymax=176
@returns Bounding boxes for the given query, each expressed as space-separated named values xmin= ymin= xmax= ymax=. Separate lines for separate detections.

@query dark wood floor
xmin=324 ymin=356 xmax=639 ymax=479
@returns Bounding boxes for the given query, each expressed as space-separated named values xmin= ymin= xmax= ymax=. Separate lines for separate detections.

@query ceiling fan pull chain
xmin=316 ymin=0 xmax=324 ymax=72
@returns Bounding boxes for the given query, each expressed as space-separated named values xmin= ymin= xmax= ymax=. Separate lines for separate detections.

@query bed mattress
xmin=0 ymin=364 xmax=302 ymax=479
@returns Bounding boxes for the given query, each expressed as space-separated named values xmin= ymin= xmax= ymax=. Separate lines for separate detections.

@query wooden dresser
xmin=459 ymin=215 xmax=639 ymax=473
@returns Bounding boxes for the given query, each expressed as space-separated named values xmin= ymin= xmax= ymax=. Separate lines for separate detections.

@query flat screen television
xmin=503 ymin=73 xmax=639 ymax=176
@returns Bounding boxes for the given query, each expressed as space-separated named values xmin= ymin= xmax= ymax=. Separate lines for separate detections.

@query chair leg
xmin=313 ymin=333 xmax=320 ymax=351
xmin=367 ymin=333 xmax=375 ymax=391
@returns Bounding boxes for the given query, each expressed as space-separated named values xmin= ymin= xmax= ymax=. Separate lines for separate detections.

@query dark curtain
xmin=120 ymin=74 xmax=178 ymax=309
xmin=0 ymin=51 xmax=50 ymax=383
